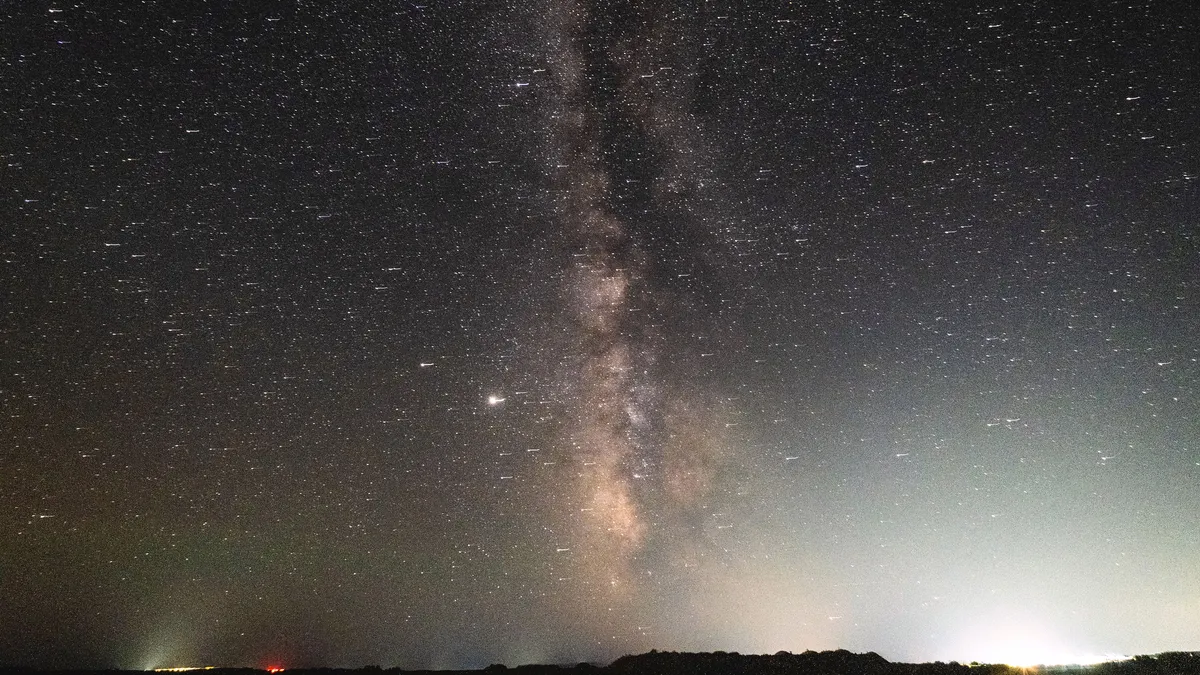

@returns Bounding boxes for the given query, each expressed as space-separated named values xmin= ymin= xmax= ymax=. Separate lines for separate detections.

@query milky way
xmin=544 ymin=0 xmax=721 ymax=600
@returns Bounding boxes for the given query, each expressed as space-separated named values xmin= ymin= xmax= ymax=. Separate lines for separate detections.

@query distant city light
xmin=947 ymin=617 xmax=1131 ymax=668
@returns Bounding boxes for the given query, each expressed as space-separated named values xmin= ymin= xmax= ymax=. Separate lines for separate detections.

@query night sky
xmin=3 ymin=0 xmax=1199 ymax=670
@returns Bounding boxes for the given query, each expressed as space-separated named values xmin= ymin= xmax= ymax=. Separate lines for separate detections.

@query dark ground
xmin=4 ymin=649 xmax=1200 ymax=675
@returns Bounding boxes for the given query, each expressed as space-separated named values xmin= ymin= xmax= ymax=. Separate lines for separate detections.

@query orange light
xmin=266 ymin=668 xmax=285 ymax=674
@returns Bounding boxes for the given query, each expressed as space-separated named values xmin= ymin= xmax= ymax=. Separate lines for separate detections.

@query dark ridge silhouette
xmin=603 ymin=650 xmax=1200 ymax=675
xmin=2 ymin=650 xmax=1198 ymax=675
xmin=608 ymin=649 xmax=894 ymax=675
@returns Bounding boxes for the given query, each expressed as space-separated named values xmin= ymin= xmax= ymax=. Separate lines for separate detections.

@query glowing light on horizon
xmin=152 ymin=668 xmax=215 ymax=673
xmin=987 ymin=651 xmax=1130 ymax=669
xmin=945 ymin=616 xmax=1130 ymax=667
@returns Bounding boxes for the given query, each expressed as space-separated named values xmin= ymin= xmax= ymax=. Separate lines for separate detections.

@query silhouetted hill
xmin=609 ymin=649 xmax=895 ymax=675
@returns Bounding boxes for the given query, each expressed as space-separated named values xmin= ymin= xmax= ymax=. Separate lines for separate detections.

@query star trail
xmin=2 ymin=1 xmax=1198 ymax=670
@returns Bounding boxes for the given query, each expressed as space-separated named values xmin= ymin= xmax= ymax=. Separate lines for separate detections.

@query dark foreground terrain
xmin=4 ymin=649 xmax=1200 ymax=675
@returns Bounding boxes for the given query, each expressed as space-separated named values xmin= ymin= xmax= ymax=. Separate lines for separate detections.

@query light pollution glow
xmin=942 ymin=616 xmax=1131 ymax=667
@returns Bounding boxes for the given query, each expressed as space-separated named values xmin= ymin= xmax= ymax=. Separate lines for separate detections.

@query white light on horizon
xmin=944 ymin=616 xmax=1130 ymax=667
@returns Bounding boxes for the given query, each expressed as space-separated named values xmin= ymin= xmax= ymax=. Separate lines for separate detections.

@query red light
xmin=266 ymin=668 xmax=285 ymax=674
